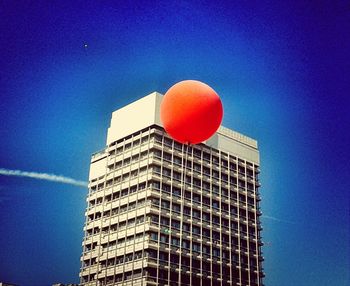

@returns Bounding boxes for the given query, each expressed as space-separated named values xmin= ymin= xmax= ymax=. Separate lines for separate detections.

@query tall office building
xmin=80 ymin=92 xmax=264 ymax=286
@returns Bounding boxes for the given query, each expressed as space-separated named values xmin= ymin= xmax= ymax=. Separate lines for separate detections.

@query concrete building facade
xmin=80 ymin=92 xmax=264 ymax=286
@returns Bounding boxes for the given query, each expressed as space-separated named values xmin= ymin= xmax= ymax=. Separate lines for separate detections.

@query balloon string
xmin=178 ymin=142 xmax=190 ymax=284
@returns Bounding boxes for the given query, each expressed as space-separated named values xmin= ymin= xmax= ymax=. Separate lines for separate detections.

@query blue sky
xmin=0 ymin=1 xmax=349 ymax=285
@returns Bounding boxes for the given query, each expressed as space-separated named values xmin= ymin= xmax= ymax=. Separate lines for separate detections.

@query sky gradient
xmin=0 ymin=1 xmax=349 ymax=285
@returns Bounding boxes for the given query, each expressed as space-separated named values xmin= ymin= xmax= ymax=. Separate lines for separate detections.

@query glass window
xmin=161 ymin=200 xmax=170 ymax=209
xmin=183 ymin=223 xmax=190 ymax=232
xmin=160 ymin=234 xmax=169 ymax=243
xmin=192 ymin=226 xmax=200 ymax=235
xmin=160 ymin=217 xmax=170 ymax=225
xmin=212 ymin=200 xmax=219 ymax=209
xmin=172 ymin=203 xmax=181 ymax=212
xmin=203 ymin=228 xmax=210 ymax=237
xmin=171 ymin=220 xmax=180 ymax=229
xmin=192 ymin=242 xmax=200 ymax=252
xmin=150 ymin=232 xmax=158 ymax=240
xmin=203 ymin=212 xmax=210 ymax=221
xmin=182 ymin=240 xmax=190 ymax=248
xmin=171 ymin=237 xmax=180 ymax=246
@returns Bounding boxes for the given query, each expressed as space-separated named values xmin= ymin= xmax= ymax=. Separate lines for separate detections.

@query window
xmin=222 ymin=218 xmax=229 ymax=227
xmin=182 ymin=240 xmax=190 ymax=249
xmin=136 ymin=216 xmax=144 ymax=224
xmin=171 ymin=237 xmax=180 ymax=246
xmin=192 ymin=226 xmax=200 ymax=235
xmin=185 ymin=191 xmax=191 ymax=199
xmin=163 ymin=168 xmax=171 ymax=177
xmin=212 ymin=215 xmax=220 ymax=224
xmin=151 ymin=181 xmax=160 ymax=189
xmin=203 ymin=213 xmax=210 ymax=221
xmin=174 ymin=142 xmax=182 ymax=151
xmin=161 ymin=200 xmax=170 ymax=209
xmin=172 ymin=203 xmax=181 ymax=212
xmin=213 ymin=231 xmax=220 ymax=240
xmin=203 ymin=182 xmax=210 ymax=190
xmin=192 ymin=242 xmax=200 ymax=252
xmin=193 ymin=163 xmax=201 ymax=172
xmin=221 ymin=174 xmax=228 ymax=181
xmin=174 ymin=156 xmax=182 ymax=165
xmin=203 ymin=152 xmax=210 ymax=161
xmin=221 ymin=159 xmax=228 ymax=167
xmin=160 ymin=234 xmax=169 ymax=243
xmin=171 ymin=254 xmax=179 ymax=264
xmin=173 ymin=188 xmax=181 ymax=197
xmin=160 ymin=217 xmax=170 ymax=225
xmin=203 ymin=197 xmax=210 ymax=206
xmin=183 ymin=223 xmax=190 ymax=232
xmin=151 ymin=215 xmax=159 ymax=224
xmin=171 ymin=220 xmax=180 ymax=229
xmin=193 ymin=148 xmax=201 ymax=158
xmin=162 ymin=184 xmax=171 ymax=193
xmin=193 ymin=210 xmax=200 ymax=219
xmin=202 ymin=245 xmax=210 ymax=254
xmin=164 ymin=153 xmax=172 ymax=161
xmin=173 ymin=172 xmax=181 ymax=181
xmin=212 ymin=200 xmax=219 ymax=209
xmin=212 ymin=248 xmax=220 ymax=257
xmin=159 ymin=251 xmax=168 ymax=261
xmin=151 ymin=197 xmax=160 ymax=206
xmin=203 ymin=167 xmax=210 ymax=175
xmin=193 ymin=178 xmax=201 ymax=187
xmin=184 ymin=207 xmax=191 ymax=215
xmin=203 ymin=228 xmax=210 ymax=237
xmin=150 ymin=232 xmax=158 ymax=240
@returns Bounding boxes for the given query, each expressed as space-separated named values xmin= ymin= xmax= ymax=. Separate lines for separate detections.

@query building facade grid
xmin=80 ymin=124 xmax=264 ymax=286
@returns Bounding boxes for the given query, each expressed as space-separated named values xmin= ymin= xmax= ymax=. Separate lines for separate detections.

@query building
xmin=52 ymin=283 xmax=79 ymax=286
xmin=0 ymin=282 xmax=19 ymax=286
xmin=80 ymin=92 xmax=264 ymax=286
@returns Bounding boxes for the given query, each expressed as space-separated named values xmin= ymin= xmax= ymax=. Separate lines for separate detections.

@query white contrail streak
xmin=0 ymin=168 xmax=88 ymax=188
xmin=262 ymin=215 xmax=296 ymax=224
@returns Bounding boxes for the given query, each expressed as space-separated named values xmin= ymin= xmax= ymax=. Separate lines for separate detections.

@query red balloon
xmin=160 ymin=80 xmax=223 ymax=144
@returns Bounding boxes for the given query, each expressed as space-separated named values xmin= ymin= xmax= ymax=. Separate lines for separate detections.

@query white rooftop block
xmin=107 ymin=92 xmax=163 ymax=145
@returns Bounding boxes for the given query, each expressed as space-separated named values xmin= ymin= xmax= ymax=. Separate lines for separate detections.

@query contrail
xmin=262 ymin=214 xmax=296 ymax=224
xmin=0 ymin=168 xmax=88 ymax=188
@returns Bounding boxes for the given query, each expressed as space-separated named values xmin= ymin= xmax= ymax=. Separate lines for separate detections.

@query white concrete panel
xmin=107 ymin=92 xmax=163 ymax=145
xmin=206 ymin=133 xmax=260 ymax=164
xmin=89 ymin=155 xmax=107 ymax=180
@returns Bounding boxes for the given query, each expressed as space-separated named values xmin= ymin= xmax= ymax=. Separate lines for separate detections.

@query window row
xmin=88 ymin=197 xmax=148 ymax=222
xmin=151 ymin=215 xmax=256 ymax=239
xmin=100 ymin=250 xmax=143 ymax=268
xmin=101 ymin=232 xmax=145 ymax=252
xmin=88 ymin=181 xmax=147 ymax=207
xmin=149 ymin=231 xmax=258 ymax=254
xmin=107 ymin=150 xmax=150 ymax=171
xmin=154 ymin=149 xmax=256 ymax=178
xmin=94 ymin=268 xmax=142 ymax=285
xmin=152 ymin=195 xmax=257 ymax=218
xmin=154 ymin=132 xmax=258 ymax=171
xmin=108 ymin=132 xmax=155 ymax=155
xmin=150 ymin=180 xmax=258 ymax=206
xmin=86 ymin=215 xmax=145 ymax=236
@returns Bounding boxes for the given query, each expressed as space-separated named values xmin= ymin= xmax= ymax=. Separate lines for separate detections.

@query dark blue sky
xmin=0 ymin=1 xmax=349 ymax=285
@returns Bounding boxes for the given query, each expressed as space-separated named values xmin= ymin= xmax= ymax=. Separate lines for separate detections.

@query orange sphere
xmin=160 ymin=80 xmax=223 ymax=144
